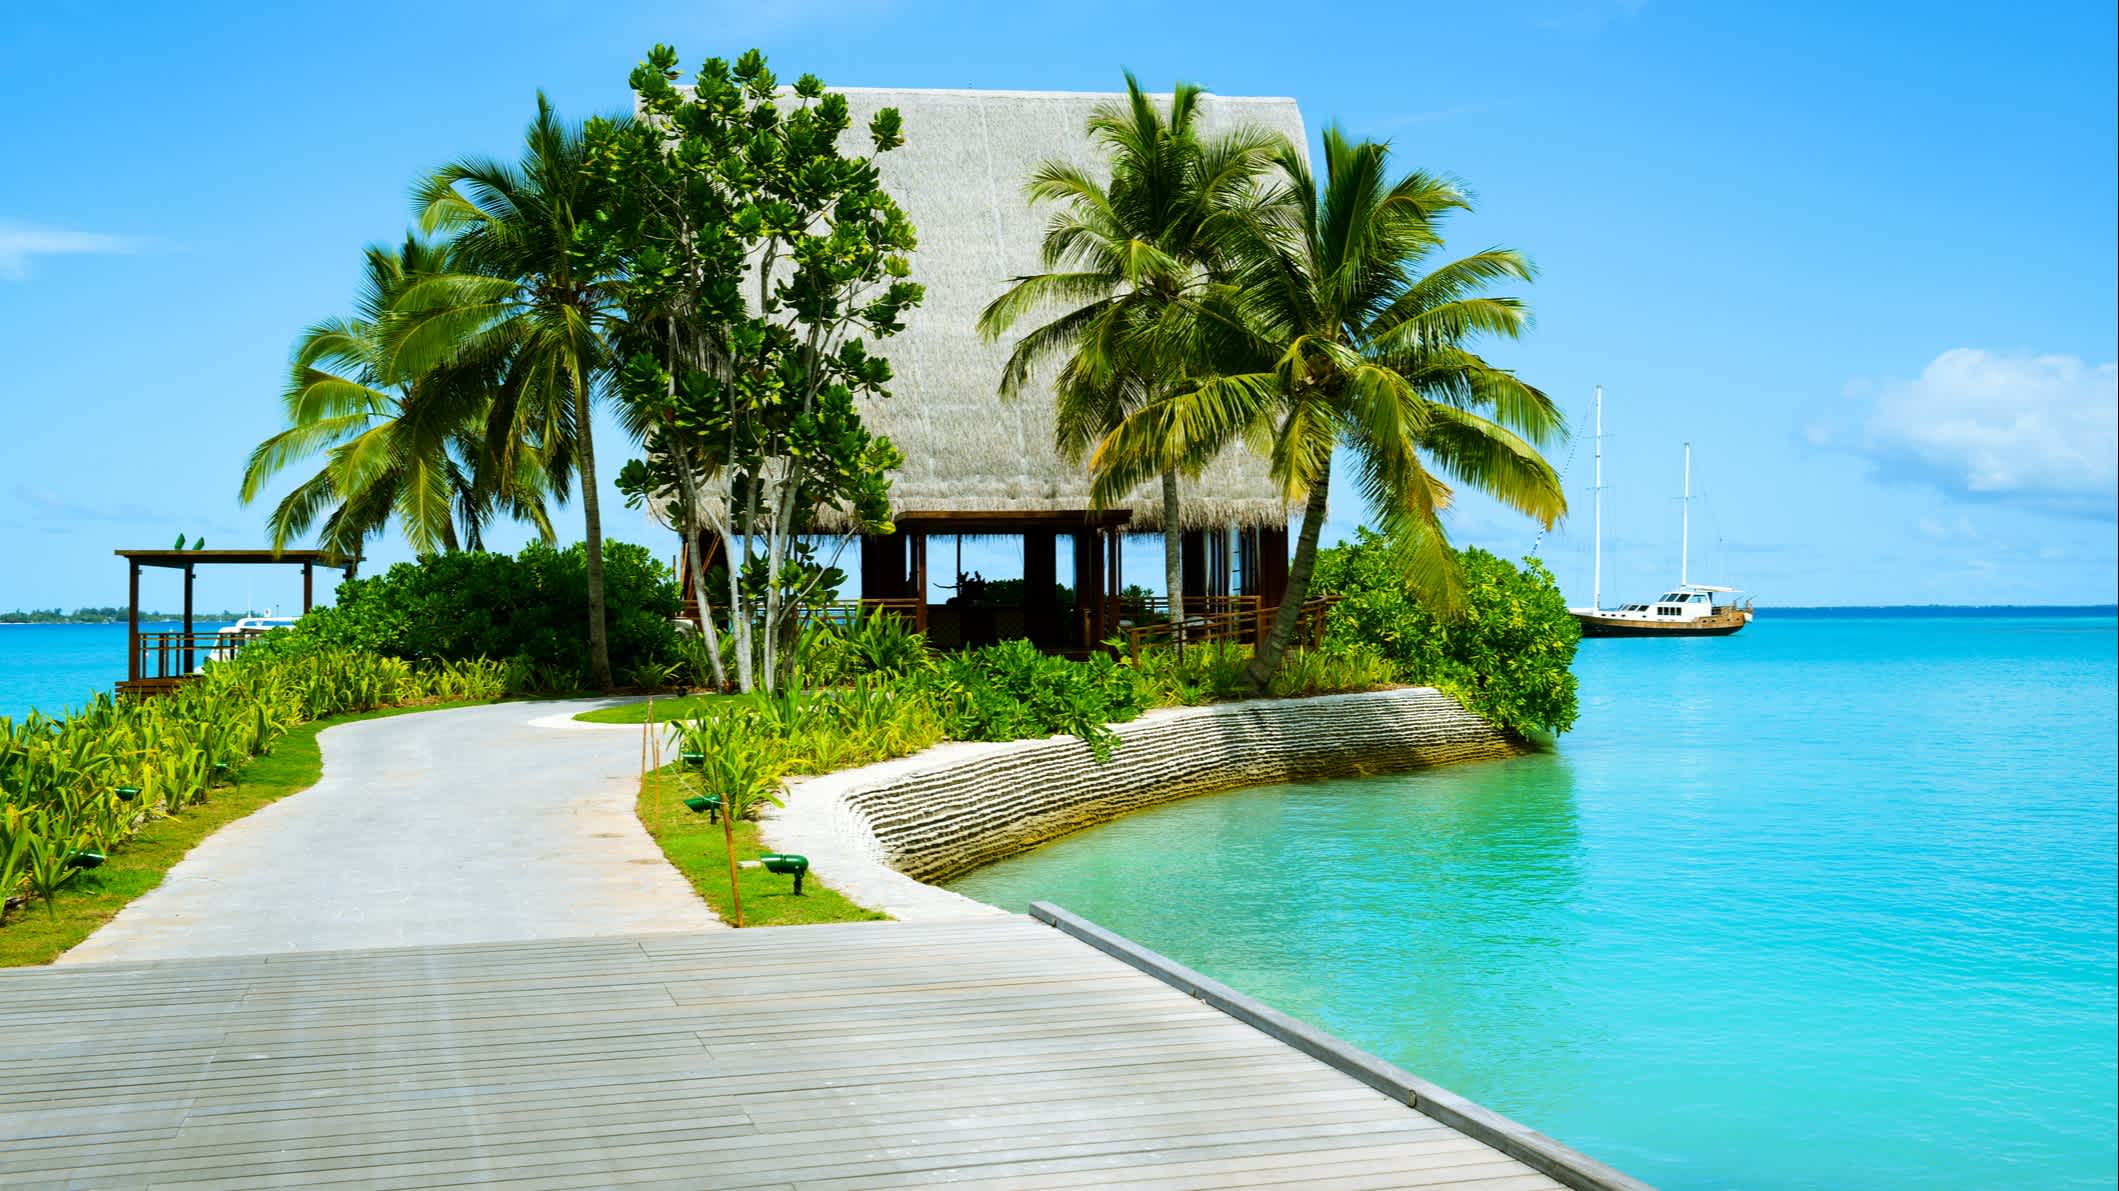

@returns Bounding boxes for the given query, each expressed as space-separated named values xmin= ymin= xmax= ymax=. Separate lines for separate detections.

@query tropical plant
xmin=239 ymin=237 xmax=557 ymax=555
xmin=591 ymin=46 xmax=921 ymax=695
xmin=667 ymin=708 xmax=787 ymax=927
xmin=1093 ymin=130 xmax=1568 ymax=692
xmin=393 ymin=95 xmax=624 ymax=690
xmin=977 ymin=75 xmax=1279 ymax=629
xmin=912 ymin=639 xmax=1148 ymax=761
xmin=249 ymin=541 xmax=681 ymax=688
xmin=1313 ymin=530 xmax=1580 ymax=734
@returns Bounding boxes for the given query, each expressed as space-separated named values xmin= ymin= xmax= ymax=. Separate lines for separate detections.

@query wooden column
xmin=911 ymin=531 xmax=929 ymax=633
xmin=860 ymin=532 xmax=907 ymax=599
xmin=1086 ymin=530 xmax=1109 ymax=645
xmin=303 ymin=562 xmax=314 ymax=613
xmin=127 ymin=561 xmax=140 ymax=684
xmin=1180 ymin=530 xmax=1207 ymax=602
xmin=181 ymin=563 xmax=195 ymax=676
xmin=1023 ymin=530 xmax=1056 ymax=645
xmin=1258 ymin=527 xmax=1291 ymax=608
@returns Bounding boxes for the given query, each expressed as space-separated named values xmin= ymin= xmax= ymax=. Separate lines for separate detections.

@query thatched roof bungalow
xmin=835 ymin=87 xmax=1301 ymax=531
xmin=675 ymin=87 xmax=1309 ymax=650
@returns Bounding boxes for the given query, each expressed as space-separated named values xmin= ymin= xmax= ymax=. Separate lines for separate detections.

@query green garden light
xmin=114 ymin=786 xmax=141 ymax=803
xmin=682 ymin=794 xmax=722 ymax=823
xmin=65 ymin=851 xmax=106 ymax=870
xmin=742 ymin=853 xmax=809 ymax=895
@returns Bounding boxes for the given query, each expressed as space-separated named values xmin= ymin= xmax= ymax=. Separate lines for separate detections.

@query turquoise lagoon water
xmin=949 ymin=615 xmax=2119 ymax=1189
xmin=0 ymin=622 xmax=235 ymax=721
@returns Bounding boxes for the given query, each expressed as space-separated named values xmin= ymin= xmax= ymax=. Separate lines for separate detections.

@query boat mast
xmin=1592 ymin=386 xmax=1602 ymax=611
xmin=1681 ymin=442 xmax=1691 ymax=588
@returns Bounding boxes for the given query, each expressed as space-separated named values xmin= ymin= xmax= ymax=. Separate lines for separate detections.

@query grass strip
xmin=635 ymin=765 xmax=885 ymax=927
xmin=574 ymin=693 xmax=728 ymax=725
xmin=0 ymin=700 xmax=493 ymax=967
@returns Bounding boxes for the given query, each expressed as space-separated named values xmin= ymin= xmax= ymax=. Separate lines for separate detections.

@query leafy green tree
xmin=239 ymin=238 xmax=555 ymax=555
xmin=1094 ymin=130 xmax=1567 ymax=692
xmin=1312 ymin=530 xmax=1580 ymax=734
xmin=977 ymin=76 xmax=1277 ymax=628
xmin=392 ymin=96 xmax=624 ymax=690
xmin=271 ymin=540 xmax=680 ymax=684
xmin=586 ymin=46 xmax=921 ymax=693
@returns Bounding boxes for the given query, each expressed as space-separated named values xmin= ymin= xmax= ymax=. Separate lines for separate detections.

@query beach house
xmin=663 ymin=87 xmax=1306 ymax=651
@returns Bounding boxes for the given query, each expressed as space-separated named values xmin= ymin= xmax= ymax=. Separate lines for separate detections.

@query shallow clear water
xmin=0 ymin=622 xmax=234 ymax=720
xmin=949 ymin=616 xmax=2119 ymax=1189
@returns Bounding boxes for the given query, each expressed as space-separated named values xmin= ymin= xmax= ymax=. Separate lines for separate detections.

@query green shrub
xmin=914 ymin=640 xmax=1148 ymax=760
xmin=1310 ymin=529 xmax=1580 ymax=735
xmin=1263 ymin=641 xmax=1398 ymax=699
xmin=667 ymin=678 xmax=945 ymax=795
xmin=258 ymin=541 xmax=681 ymax=688
xmin=793 ymin=608 xmax=935 ymax=688
xmin=1130 ymin=641 xmax=1252 ymax=705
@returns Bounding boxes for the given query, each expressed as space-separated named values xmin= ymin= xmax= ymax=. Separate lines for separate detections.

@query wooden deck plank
xmin=0 ymin=917 xmax=1626 ymax=1189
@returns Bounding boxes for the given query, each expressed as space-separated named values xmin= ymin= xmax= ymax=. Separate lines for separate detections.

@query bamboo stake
xmin=722 ymin=799 xmax=744 ymax=928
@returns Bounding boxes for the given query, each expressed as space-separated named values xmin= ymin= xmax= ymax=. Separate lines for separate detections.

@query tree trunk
xmin=668 ymin=327 xmax=727 ymax=691
xmin=1161 ymin=470 xmax=1184 ymax=629
xmin=721 ymin=524 xmax=754 ymax=694
xmin=721 ymin=799 xmax=744 ymax=928
xmin=1243 ymin=457 xmax=1331 ymax=695
xmin=574 ymin=378 xmax=612 ymax=691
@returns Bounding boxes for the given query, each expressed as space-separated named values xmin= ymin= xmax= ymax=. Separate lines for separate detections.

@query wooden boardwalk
xmin=2 ymin=915 xmax=1630 ymax=1189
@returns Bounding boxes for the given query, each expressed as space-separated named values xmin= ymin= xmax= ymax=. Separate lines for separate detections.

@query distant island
xmin=0 ymin=606 xmax=253 ymax=625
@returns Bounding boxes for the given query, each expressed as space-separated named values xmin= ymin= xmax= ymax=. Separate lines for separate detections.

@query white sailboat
xmin=1569 ymin=387 xmax=1753 ymax=638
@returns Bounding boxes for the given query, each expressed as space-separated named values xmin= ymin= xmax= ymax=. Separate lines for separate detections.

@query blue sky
xmin=2 ymin=0 xmax=2113 ymax=613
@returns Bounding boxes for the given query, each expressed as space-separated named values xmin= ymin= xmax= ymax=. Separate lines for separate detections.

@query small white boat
xmin=201 ymin=613 xmax=299 ymax=667
xmin=1574 ymin=584 xmax=1752 ymax=637
xmin=1568 ymin=388 xmax=1754 ymax=638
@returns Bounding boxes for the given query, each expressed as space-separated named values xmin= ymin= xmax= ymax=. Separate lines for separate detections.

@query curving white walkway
xmin=61 ymin=700 xmax=719 ymax=964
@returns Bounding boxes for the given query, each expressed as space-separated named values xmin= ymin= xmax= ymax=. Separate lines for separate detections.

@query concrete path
xmin=61 ymin=700 xmax=719 ymax=965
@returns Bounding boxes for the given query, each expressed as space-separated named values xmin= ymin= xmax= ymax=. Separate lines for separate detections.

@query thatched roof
xmin=841 ymin=87 xmax=1303 ymax=532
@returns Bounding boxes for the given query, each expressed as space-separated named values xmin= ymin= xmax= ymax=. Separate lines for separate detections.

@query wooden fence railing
xmin=1115 ymin=596 xmax=1337 ymax=662
xmin=800 ymin=598 xmax=924 ymax=632
xmin=130 ymin=630 xmax=268 ymax=682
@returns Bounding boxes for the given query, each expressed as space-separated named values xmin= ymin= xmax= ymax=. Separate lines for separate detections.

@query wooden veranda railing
xmin=800 ymin=598 xmax=924 ymax=632
xmin=1116 ymin=593 xmax=1263 ymax=623
xmin=1114 ymin=596 xmax=1339 ymax=662
xmin=128 ymin=629 xmax=272 ymax=686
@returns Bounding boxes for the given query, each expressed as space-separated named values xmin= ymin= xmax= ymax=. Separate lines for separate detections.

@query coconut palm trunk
xmin=1244 ymin=455 xmax=1330 ymax=694
xmin=572 ymin=375 xmax=612 ymax=690
xmin=1161 ymin=470 xmax=1185 ymax=628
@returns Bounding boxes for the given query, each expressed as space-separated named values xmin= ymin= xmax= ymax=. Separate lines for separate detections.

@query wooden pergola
xmin=113 ymin=549 xmax=359 ymax=697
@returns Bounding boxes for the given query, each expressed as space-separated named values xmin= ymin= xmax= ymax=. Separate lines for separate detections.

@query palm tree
xmin=1092 ymin=129 xmax=1568 ymax=693
xmin=977 ymin=75 xmax=1278 ymax=629
xmin=239 ymin=237 xmax=555 ymax=556
xmin=392 ymin=95 xmax=623 ymax=690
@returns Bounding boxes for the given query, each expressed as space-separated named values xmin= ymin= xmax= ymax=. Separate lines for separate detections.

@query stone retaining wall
xmin=763 ymin=688 xmax=1521 ymax=917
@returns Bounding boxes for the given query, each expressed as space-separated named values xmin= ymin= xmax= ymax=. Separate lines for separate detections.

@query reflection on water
xmin=948 ymin=617 xmax=2119 ymax=1190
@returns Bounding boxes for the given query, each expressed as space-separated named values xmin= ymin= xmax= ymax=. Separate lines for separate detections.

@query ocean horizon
xmin=4 ymin=604 xmax=2117 ymax=721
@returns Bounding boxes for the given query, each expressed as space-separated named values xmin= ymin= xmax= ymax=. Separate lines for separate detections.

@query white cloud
xmin=0 ymin=219 xmax=141 ymax=280
xmin=1852 ymin=348 xmax=2117 ymax=518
